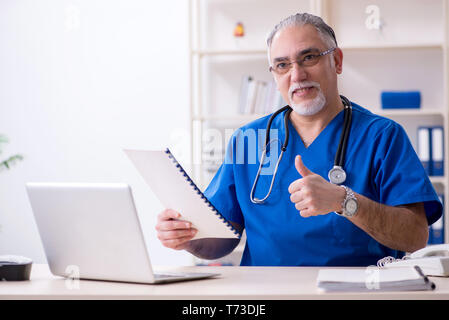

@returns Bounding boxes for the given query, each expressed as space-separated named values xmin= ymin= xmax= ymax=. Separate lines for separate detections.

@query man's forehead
xmin=270 ymin=25 xmax=325 ymax=58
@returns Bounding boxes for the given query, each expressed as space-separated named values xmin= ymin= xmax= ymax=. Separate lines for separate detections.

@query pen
xmin=414 ymin=265 xmax=436 ymax=290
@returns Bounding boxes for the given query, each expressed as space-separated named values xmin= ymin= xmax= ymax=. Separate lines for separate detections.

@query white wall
xmin=0 ymin=0 xmax=193 ymax=265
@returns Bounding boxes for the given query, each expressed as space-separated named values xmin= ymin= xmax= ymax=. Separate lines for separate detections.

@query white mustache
xmin=288 ymin=81 xmax=321 ymax=98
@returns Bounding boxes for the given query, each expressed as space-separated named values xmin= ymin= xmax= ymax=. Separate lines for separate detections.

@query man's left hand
xmin=288 ymin=155 xmax=345 ymax=217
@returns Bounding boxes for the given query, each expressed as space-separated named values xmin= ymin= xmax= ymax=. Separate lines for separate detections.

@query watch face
xmin=345 ymin=199 xmax=358 ymax=215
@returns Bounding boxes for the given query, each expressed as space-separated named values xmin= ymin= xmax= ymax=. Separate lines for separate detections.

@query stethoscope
xmin=250 ymin=95 xmax=352 ymax=204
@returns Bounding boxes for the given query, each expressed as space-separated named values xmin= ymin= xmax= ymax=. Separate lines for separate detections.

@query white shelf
xmin=340 ymin=43 xmax=444 ymax=51
xmin=193 ymin=113 xmax=265 ymax=122
xmin=192 ymin=49 xmax=266 ymax=56
xmin=376 ymin=109 xmax=446 ymax=117
xmin=194 ymin=108 xmax=445 ymax=122
xmin=191 ymin=42 xmax=444 ymax=57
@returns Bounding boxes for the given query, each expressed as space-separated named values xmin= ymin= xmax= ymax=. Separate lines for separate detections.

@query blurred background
xmin=0 ymin=0 xmax=192 ymax=265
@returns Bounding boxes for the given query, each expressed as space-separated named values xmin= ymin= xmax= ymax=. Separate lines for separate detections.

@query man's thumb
xmin=295 ymin=155 xmax=313 ymax=177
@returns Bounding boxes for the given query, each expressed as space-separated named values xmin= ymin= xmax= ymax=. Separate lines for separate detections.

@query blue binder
xmin=381 ymin=91 xmax=421 ymax=109
xmin=418 ymin=126 xmax=445 ymax=176
xmin=428 ymin=194 xmax=444 ymax=244
xmin=431 ymin=126 xmax=444 ymax=176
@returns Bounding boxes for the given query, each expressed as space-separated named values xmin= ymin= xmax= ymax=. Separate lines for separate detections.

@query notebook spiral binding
xmin=377 ymin=255 xmax=410 ymax=268
xmin=164 ymin=148 xmax=241 ymax=239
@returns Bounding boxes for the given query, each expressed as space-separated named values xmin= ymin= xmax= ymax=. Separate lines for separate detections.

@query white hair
xmin=266 ymin=13 xmax=338 ymax=65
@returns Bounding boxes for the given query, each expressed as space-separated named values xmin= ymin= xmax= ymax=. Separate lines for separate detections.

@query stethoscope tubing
xmin=250 ymin=96 xmax=352 ymax=204
xmin=335 ymin=96 xmax=352 ymax=167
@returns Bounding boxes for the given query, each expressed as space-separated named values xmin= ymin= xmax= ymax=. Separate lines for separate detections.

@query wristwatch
xmin=337 ymin=185 xmax=358 ymax=217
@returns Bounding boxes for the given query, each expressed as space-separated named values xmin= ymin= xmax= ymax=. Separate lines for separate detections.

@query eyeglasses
xmin=269 ymin=47 xmax=336 ymax=75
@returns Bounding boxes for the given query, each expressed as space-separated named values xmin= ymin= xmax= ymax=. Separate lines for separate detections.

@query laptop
xmin=25 ymin=182 xmax=219 ymax=284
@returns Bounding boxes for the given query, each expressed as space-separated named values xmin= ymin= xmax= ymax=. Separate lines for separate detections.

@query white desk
xmin=1 ymin=264 xmax=449 ymax=300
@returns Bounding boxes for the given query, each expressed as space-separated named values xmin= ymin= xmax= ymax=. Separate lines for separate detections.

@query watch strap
xmin=339 ymin=185 xmax=358 ymax=217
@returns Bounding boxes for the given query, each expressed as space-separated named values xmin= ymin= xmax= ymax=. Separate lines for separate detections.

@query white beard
xmin=288 ymin=81 xmax=326 ymax=116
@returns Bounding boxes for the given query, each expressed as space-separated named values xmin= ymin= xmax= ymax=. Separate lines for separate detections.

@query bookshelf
xmin=188 ymin=0 xmax=449 ymax=265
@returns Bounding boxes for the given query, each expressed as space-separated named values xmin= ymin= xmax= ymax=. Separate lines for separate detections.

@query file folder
xmin=417 ymin=127 xmax=431 ymax=175
xmin=429 ymin=194 xmax=445 ymax=244
xmin=431 ymin=126 xmax=444 ymax=176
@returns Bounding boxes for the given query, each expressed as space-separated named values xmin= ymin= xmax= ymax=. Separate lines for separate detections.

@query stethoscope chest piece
xmin=328 ymin=165 xmax=346 ymax=185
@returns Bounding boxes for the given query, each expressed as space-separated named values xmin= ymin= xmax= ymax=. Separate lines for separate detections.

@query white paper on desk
xmin=124 ymin=149 xmax=240 ymax=240
xmin=316 ymin=266 xmax=435 ymax=292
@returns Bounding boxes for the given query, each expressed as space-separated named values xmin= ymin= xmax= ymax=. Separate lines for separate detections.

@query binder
xmin=253 ymin=80 xmax=268 ymax=114
xmin=429 ymin=212 xmax=444 ymax=244
xmin=262 ymin=80 xmax=276 ymax=114
xmin=417 ymin=127 xmax=431 ymax=175
xmin=239 ymin=77 xmax=286 ymax=115
xmin=431 ymin=126 xmax=444 ymax=176
xmin=244 ymin=80 xmax=258 ymax=114
xmin=381 ymin=91 xmax=421 ymax=109
xmin=429 ymin=194 xmax=445 ymax=244
xmin=124 ymin=149 xmax=241 ymax=240
xmin=238 ymin=75 xmax=253 ymax=114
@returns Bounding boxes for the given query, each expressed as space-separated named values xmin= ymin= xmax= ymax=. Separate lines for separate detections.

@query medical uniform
xmin=203 ymin=102 xmax=443 ymax=267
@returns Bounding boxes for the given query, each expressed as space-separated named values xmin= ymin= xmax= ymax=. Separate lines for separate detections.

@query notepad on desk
xmin=317 ymin=266 xmax=435 ymax=292
xmin=124 ymin=148 xmax=240 ymax=240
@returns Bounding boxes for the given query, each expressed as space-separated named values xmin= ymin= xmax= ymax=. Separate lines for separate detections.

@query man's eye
xmin=276 ymin=62 xmax=289 ymax=69
xmin=303 ymin=54 xmax=317 ymax=61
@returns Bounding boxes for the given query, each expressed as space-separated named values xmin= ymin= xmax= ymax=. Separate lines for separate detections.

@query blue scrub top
xmin=203 ymin=102 xmax=443 ymax=267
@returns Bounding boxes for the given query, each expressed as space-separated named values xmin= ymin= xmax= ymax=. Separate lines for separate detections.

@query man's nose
xmin=290 ymin=62 xmax=308 ymax=83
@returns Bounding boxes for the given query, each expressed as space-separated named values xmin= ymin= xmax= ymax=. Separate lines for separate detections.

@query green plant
xmin=0 ymin=135 xmax=23 ymax=171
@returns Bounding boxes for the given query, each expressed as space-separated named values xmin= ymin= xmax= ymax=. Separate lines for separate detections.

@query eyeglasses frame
xmin=269 ymin=47 xmax=337 ymax=74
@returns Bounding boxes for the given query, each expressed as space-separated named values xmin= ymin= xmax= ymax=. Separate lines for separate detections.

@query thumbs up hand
xmin=288 ymin=155 xmax=345 ymax=217
xmin=294 ymin=153 xmax=314 ymax=178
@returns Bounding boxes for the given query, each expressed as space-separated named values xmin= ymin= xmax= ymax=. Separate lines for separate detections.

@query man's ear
xmin=334 ymin=48 xmax=343 ymax=74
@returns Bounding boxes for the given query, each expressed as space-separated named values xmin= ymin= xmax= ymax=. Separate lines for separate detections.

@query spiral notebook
xmin=316 ymin=266 xmax=435 ymax=292
xmin=124 ymin=149 xmax=240 ymax=240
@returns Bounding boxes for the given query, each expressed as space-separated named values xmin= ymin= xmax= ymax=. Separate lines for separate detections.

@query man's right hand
xmin=155 ymin=209 xmax=197 ymax=250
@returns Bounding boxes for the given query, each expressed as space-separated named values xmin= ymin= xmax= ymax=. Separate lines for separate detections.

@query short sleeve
xmin=373 ymin=121 xmax=443 ymax=225
xmin=203 ymin=134 xmax=244 ymax=227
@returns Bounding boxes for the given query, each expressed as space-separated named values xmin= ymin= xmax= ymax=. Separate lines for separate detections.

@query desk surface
xmin=2 ymin=264 xmax=449 ymax=300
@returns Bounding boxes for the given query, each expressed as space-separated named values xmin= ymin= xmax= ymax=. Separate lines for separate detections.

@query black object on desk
xmin=0 ymin=255 xmax=33 ymax=281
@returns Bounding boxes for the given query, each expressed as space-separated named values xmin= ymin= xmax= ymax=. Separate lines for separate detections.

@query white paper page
xmin=124 ymin=149 xmax=239 ymax=240
xmin=317 ymin=267 xmax=421 ymax=284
